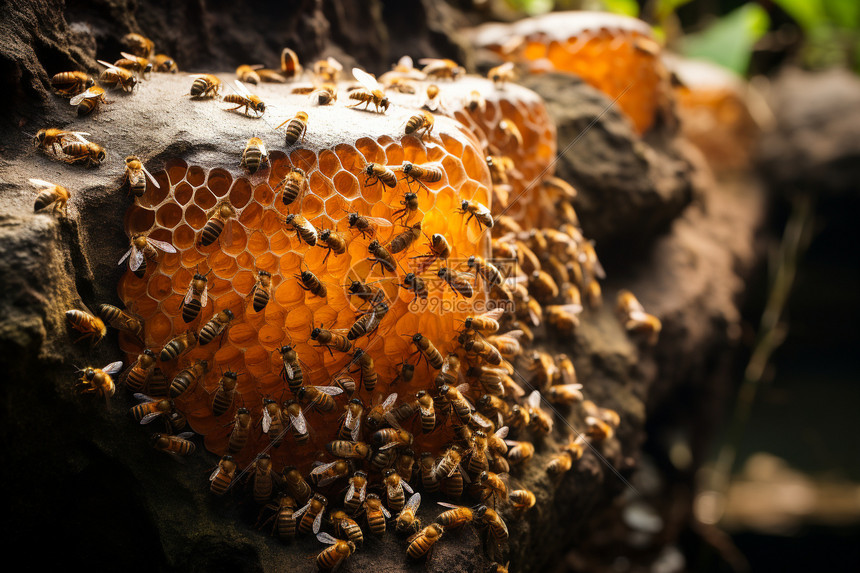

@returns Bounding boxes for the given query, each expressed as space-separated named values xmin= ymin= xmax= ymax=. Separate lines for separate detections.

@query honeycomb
xmin=117 ymin=103 xmax=495 ymax=473
xmin=472 ymin=11 xmax=668 ymax=134
xmin=664 ymin=55 xmax=760 ymax=170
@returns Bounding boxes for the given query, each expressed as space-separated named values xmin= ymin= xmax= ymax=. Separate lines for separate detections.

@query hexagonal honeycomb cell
xmin=472 ymin=11 xmax=668 ymax=134
xmin=117 ymin=103 xmax=496 ymax=474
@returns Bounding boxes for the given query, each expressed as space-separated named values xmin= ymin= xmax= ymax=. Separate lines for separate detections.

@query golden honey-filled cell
xmin=473 ymin=11 xmax=668 ymax=134
xmin=116 ymin=98 xmax=496 ymax=473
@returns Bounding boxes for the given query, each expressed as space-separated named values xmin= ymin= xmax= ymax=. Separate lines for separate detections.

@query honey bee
xmin=367 ymin=239 xmax=396 ymax=275
xmin=302 ymin=83 xmax=339 ymax=105
xmin=297 ymin=385 xmax=344 ymax=413
xmin=436 ymin=502 xmax=474 ymax=529
xmin=260 ymin=398 xmax=285 ymax=448
xmin=147 ymin=368 xmax=169 ymax=397
xmin=75 ymin=361 xmax=122 ymax=403
xmin=411 ymin=232 xmax=451 ymax=274
xmin=257 ymin=68 xmax=288 ymax=83
xmin=498 ymin=119 xmax=523 ymax=149
xmin=486 ymin=155 xmax=516 ymax=186
xmin=505 ymin=439 xmax=535 ymax=465
xmin=362 ymin=494 xmax=390 ymax=535
xmin=365 ymin=392 xmax=398 ymax=430
xmin=115 ymin=52 xmax=152 ymax=79
xmin=372 ymin=428 xmax=414 ymax=453
xmin=330 ymin=510 xmax=363 ymax=548
xmin=282 ymin=467 xmax=313 ymax=505
xmin=485 ymin=332 xmax=523 ymax=360
xmin=476 ymin=505 xmax=508 ymax=542
xmin=251 ymin=454 xmax=280 ymax=504
xmin=315 ymin=532 xmax=355 ymax=572
xmin=545 ymin=303 xmax=582 ymax=336
xmin=396 ymin=161 xmax=444 ymax=193
xmin=548 ymin=383 xmax=584 ymax=406
xmin=616 ymin=289 xmax=662 ymax=345
xmin=30 ymin=178 xmax=70 ymax=216
xmin=277 ymin=111 xmax=309 ymax=145
xmin=180 ymin=271 xmax=209 ymax=323
xmin=159 ymin=329 xmax=198 ymax=362
xmin=337 ymin=398 xmax=364 ymax=441
xmin=400 ymin=273 xmax=428 ymax=303
xmin=226 ymin=407 xmax=252 ymax=454
xmin=33 ymin=128 xmax=87 ymax=155
xmin=280 ymin=48 xmax=303 ymax=78
xmin=488 ymin=62 xmax=516 ymax=89
xmin=546 ymin=451 xmax=574 ymax=475
xmin=409 ymin=333 xmax=444 ymax=370
xmin=209 ymin=455 xmax=237 ymax=495
xmin=243 ymin=270 xmax=271 ymax=313
xmin=118 ymin=232 xmax=177 ymax=278
xmin=406 ymin=523 xmax=444 ymax=560
xmin=210 ymin=370 xmax=238 ymax=417
xmin=415 ymin=452 xmax=438 ymax=492
xmin=438 ymin=267 xmax=474 ymax=299
xmin=347 ymin=299 xmax=388 ymax=341
xmin=59 ymin=134 xmax=106 ymax=167
xmin=69 ymin=86 xmax=107 ymax=116
xmin=434 ymin=445 xmax=464 ymax=481
xmin=65 ymin=308 xmax=106 ymax=344
xmin=310 ymin=459 xmax=351 ymax=488
xmin=279 ymin=399 xmax=308 ymax=444
xmin=423 ymin=83 xmax=441 ymax=111
xmin=383 ymin=468 xmax=414 ymax=512
xmin=390 ymin=192 xmax=419 ymax=226
xmin=119 ymin=349 xmax=157 ymax=393
xmin=385 ymin=76 xmax=417 ymax=94
xmin=278 ymin=344 xmax=304 ymax=391
xmin=419 ymin=58 xmax=464 ymax=80
xmin=529 ymin=270 xmax=560 ymax=304
xmin=467 ymin=255 xmax=503 ymax=290
xmin=295 ymin=494 xmax=328 ymax=535
xmin=153 ymin=54 xmax=178 ymax=73
xmin=318 ymin=228 xmax=347 ymax=262
xmin=344 ymin=470 xmax=368 ymax=514
xmin=97 ymin=60 xmax=137 ymax=92
xmin=275 ymin=167 xmax=307 ymax=206
xmin=258 ymin=494 xmax=297 ymax=540
xmin=457 ymin=199 xmax=494 ymax=239
xmin=122 ymin=155 xmax=161 ymax=198
xmin=361 ymin=162 xmax=397 ymax=189
xmin=151 ymin=432 xmax=196 ymax=457
xmin=404 ymin=110 xmax=435 ymax=140
xmin=508 ymin=489 xmax=536 ymax=514
xmin=347 ymin=212 xmax=392 ymax=240
xmin=296 ymin=267 xmax=327 ymax=298
xmin=198 ymin=308 xmax=234 ymax=346
xmin=282 ymin=213 xmax=318 ymax=246
xmin=439 ymin=384 xmax=474 ymax=425
xmin=313 ymin=56 xmax=343 ymax=83
xmin=393 ymin=491 xmax=422 ymax=533
xmin=466 ymin=90 xmax=487 ymax=113
xmin=387 ymin=222 xmax=422 ymax=255
xmin=334 ymin=374 xmax=356 ymax=396
xmin=311 ymin=323 xmax=351 ymax=355
xmin=50 ymin=71 xmax=94 ymax=97
xmin=347 ymin=68 xmax=389 ymax=113
xmin=97 ymin=303 xmax=143 ymax=339
xmin=188 ymin=74 xmax=221 ymax=98
xmin=236 ymin=64 xmax=263 ymax=85
xmin=525 ymin=389 xmax=553 ymax=433
xmin=122 ymin=33 xmax=154 ymax=58
xmin=239 ymin=137 xmax=269 ymax=174
xmin=412 ymin=390 xmax=435 ymax=433
xmin=169 ymin=359 xmax=208 ymax=399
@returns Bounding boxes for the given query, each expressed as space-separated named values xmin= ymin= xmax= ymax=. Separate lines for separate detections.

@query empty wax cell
xmin=257 ymin=324 xmax=285 ymax=351
xmin=261 ymin=210 xmax=284 ymax=238
xmin=301 ymin=194 xmax=325 ymax=219
xmin=232 ymin=270 xmax=256 ymax=296
xmin=316 ymin=149 xmax=341 ymax=178
xmin=186 ymin=165 xmax=206 ymax=187
xmin=138 ymin=171 xmax=170 ymax=208
xmin=253 ymin=183 xmax=274 ymax=206
xmin=359 ymin=174 xmax=383 ymax=204
xmin=235 ymin=251 xmax=255 ymax=271
xmin=355 ymin=137 xmax=386 ymax=165
xmin=384 ymin=143 xmax=405 ymax=166
xmin=170 ymin=267 xmax=193 ymax=293
xmin=290 ymin=148 xmax=317 ymax=172
xmin=228 ymin=179 xmax=252 ymax=211
xmin=222 ymin=225 xmax=248 ymax=256
xmin=442 ymin=156 xmax=467 ymax=189
xmin=146 ymin=313 xmax=173 ymax=347
xmin=125 ymin=206 xmax=155 ymax=235
xmin=207 ymin=168 xmax=232 ymax=197
xmin=118 ymin=271 xmax=146 ymax=298
xmin=173 ymin=182 xmax=194 ymax=206
xmin=273 ymin=277 xmax=304 ymax=308
xmin=227 ymin=321 xmax=257 ymax=346
xmin=170 ymin=224 xmax=195 ymax=251
xmin=193 ymin=186 xmax=217 ymax=210
xmin=165 ymin=158 xmax=188 ymax=185
xmin=161 ymin=295 xmax=183 ymax=319
xmin=180 ymin=246 xmax=207 ymax=268
xmin=155 ymin=203 xmax=183 ymax=229
xmin=246 ymin=231 xmax=270 ymax=258
xmin=239 ymin=202 xmax=263 ymax=230
xmin=208 ymin=251 xmax=238 ymax=280
xmin=147 ymin=272 xmax=174 ymax=301
xmin=207 ymin=276 xmax=233 ymax=299
xmin=243 ymin=345 xmax=272 ymax=379
xmin=333 ymin=170 xmax=360 ymax=200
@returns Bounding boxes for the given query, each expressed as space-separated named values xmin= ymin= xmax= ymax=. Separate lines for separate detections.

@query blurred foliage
xmin=679 ymin=4 xmax=771 ymax=75
xmin=773 ymin=0 xmax=860 ymax=72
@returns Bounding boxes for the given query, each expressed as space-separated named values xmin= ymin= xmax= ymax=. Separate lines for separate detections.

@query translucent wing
xmin=102 ymin=361 xmax=124 ymax=375
xmin=140 ymin=411 xmax=163 ymax=424
xmin=312 ymin=507 xmax=326 ymax=534
xmin=294 ymin=500 xmax=311 ymax=519
xmin=69 ymin=87 xmax=102 ymax=105
xmin=496 ymin=62 xmax=515 ymax=74
xmin=129 ymin=248 xmax=145 ymax=272
xmin=183 ymin=282 xmax=196 ymax=306
xmin=478 ymin=307 xmax=506 ymax=322
xmin=325 ymin=57 xmax=343 ymax=72
xmin=117 ymin=246 xmax=134 ymax=266
xmin=147 ymin=238 xmax=177 ymax=253
xmin=289 ymin=409 xmax=307 ymax=434
xmin=494 ymin=426 xmax=509 ymax=440
xmin=120 ymin=52 xmax=142 ymax=62
xmin=527 ymin=390 xmax=541 ymax=409
xmin=234 ymin=80 xmax=252 ymax=97
xmin=97 ymin=59 xmax=123 ymax=71
xmin=555 ymin=303 xmax=583 ymax=315
xmin=209 ymin=467 xmax=222 ymax=481
xmin=362 ymin=216 xmax=394 ymax=229
xmin=316 ymin=532 xmax=338 ymax=545
xmin=404 ymin=492 xmax=421 ymax=512
xmin=396 ymin=56 xmax=414 ymax=70
xmin=380 ymin=505 xmax=391 ymax=519
xmin=352 ymin=67 xmax=381 ymax=92
xmin=401 ymin=480 xmax=413 ymax=494
xmin=382 ymin=392 xmax=398 ymax=409
xmin=201 ymin=282 xmax=209 ymax=308
xmin=345 ymin=482 xmax=356 ymax=502
xmin=141 ymin=164 xmax=160 ymax=188
xmin=28 ymin=178 xmax=56 ymax=189
xmin=262 ymin=407 xmax=272 ymax=433
xmin=315 ymin=386 xmax=344 ymax=396
xmin=311 ymin=461 xmax=337 ymax=478
xmin=437 ymin=501 xmax=461 ymax=509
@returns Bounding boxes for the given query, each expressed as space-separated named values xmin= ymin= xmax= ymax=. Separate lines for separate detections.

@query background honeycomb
xmin=117 ymin=105 xmax=495 ymax=473
xmin=472 ymin=11 xmax=668 ymax=134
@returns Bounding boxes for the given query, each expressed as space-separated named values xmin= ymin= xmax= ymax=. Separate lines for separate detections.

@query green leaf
xmin=602 ymin=0 xmax=640 ymax=17
xmin=505 ymin=0 xmax=554 ymax=16
xmin=656 ymin=0 xmax=694 ymax=21
xmin=772 ymin=0 xmax=826 ymax=32
xmin=823 ymin=0 xmax=860 ymax=28
xmin=680 ymin=4 xmax=771 ymax=75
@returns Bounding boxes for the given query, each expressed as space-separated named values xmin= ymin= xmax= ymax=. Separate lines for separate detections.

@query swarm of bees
xmin=40 ymin=37 xmax=660 ymax=571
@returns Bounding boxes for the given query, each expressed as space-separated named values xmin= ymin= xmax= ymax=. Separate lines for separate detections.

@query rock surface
xmin=0 ymin=3 xmax=766 ymax=572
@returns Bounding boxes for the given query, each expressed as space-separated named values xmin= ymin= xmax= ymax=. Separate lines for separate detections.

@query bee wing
xmin=234 ymin=80 xmax=252 ymax=97
xmin=404 ymin=492 xmax=421 ymax=512
xmin=527 ymin=390 xmax=541 ymax=409
xmin=396 ymin=55 xmax=414 ymax=70
xmin=556 ymin=303 xmax=584 ymax=315
xmin=147 ymin=238 xmax=177 ymax=253
xmin=437 ymin=501 xmax=461 ymax=509
xmin=209 ymin=467 xmax=222 ymax=481
xmin=495 ymin=62 xmax=515 ymax=74
xmin=140 ymin=411 xmax=163 ymax=424
xmin=133 ymin=392 xmax=156 ymax=403
xmin=325 ymin=57 xmax=343 ymax=71
xmin=314 ymin=385 xmax=344 ymax=396
xmin=380 ymin=505 xmax=391 ymax=519
xmin=294 ymin=500 xmax=311 ymax=519
xmin=176 ymin=432 xmax=195 ymax=440
xmin=313 ymin=507 xmax=326 ymax=534
xmin=129 ymin=247 xmax=145 ymax=271
xmin=69 ymin=87 xmax=101 ymax=105
xmin=345 ymin=481 xmax=356 ymax=501
xmin=183 ymin=282 xmax=196 ymax=305
xmin=494 ymin=426 xmax=509 ymax=440
xmin=478 ymin=307 xmax=506 ymax=322
xmin=290 ymin=409 xmax=308 ymax=434
xmin=401 ymin=480 xmax=413 ymax=494
xmin=352 ymin=67 xmax=382 ymax=92
xmin=311 ymin=461 xmax=337 ymax=476
xmin=382 ymin=392 xmax=398 ymax=410
xmin=262 ymin=407 xmax=272 ymax=433
xmin=116 ymin=245 xmax=133 ymax=266
xmin=28 ymin=178 xmax=56 ymax=189
xmin=284 ymin=361 xmax=295 ymax=380
xmin=140 ymin=164 xmax=161 ymax=188
xmin=316 ymin=532 xmax=338 ymax=546
xmin=120 ymin=51 xmax=142 ymax=61
xmin=363 ymin=216 xmax=394 ymax=229
xmin=102 ymin=361 xmax=124 ymax=375
xmin=97 ymin=59 xmax=123 ymax=71
xmin=201 ymin=282 xmax=209 ymax=307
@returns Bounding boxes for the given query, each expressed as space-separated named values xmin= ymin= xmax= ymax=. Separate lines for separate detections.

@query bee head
xmin=142 ymin=348 xmax=155 ymax=358
xmin=34 ymin=130 xmax=46 ymax=147
xmin=96 ymin=148 xmax=107 ymax=163
xmin=85 ymin=76 xmax=95 ymax=89
xmin=310 ymin=326 xmax=321 ymax=339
